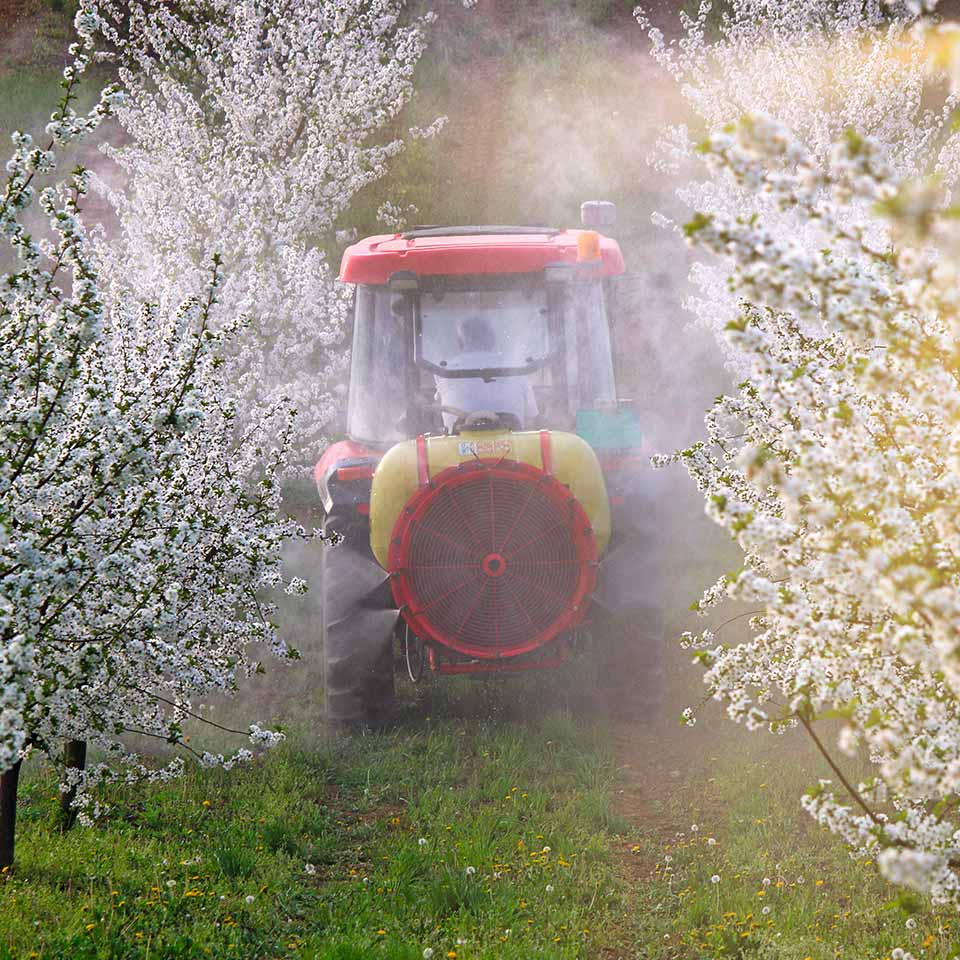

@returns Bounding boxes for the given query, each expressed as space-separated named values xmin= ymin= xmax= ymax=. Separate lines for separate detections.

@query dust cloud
xmin=0 ymin=2 xmax=743 ymax=747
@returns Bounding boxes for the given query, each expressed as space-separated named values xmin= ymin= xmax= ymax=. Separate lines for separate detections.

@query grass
xmin=628 ymin=720 xmax=960 ymax=959
xmin=0 ymin=680 xmax=637 ymax=959
xmin=4 ymin=674 xmax=960 ymax=959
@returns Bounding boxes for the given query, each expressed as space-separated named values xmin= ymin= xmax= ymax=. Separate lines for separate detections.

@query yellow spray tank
xmin=369 ymin=429 xmax=609 ymax=662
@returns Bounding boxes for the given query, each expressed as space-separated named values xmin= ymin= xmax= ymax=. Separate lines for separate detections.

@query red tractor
xmin=314 ymin=203 xmax=665 ymax=725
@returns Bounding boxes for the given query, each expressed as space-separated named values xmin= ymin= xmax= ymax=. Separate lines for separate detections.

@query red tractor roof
xmin=339 ymin=227 xmax=625 ymax=285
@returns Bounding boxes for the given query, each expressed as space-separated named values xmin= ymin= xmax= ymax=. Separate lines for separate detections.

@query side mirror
xmin=580 ymin=201 xmax=617 ymax=230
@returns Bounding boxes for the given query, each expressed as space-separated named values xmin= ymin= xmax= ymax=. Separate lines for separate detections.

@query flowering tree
xmin=638 ymin=0 xmax=960 ymax=365
xmin=91 ymin=0 xmax=439 ymax=469
xmin=0 ymin=9 xmax=302 ymax=867
xmin=640 ymin=0 xmax=960 ymax=906
xmin=662 ymin=100 xmax=960 ymax=906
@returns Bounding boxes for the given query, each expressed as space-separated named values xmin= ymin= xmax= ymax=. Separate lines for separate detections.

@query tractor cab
xmin=340 ymin=217 xmax=633 ymax=450
xmin=316 ymin=204 xmax=661 ymax=727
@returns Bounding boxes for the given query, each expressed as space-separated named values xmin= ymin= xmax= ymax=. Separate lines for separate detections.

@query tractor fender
xmin=313 ymin=439 xmax=381 ymax=515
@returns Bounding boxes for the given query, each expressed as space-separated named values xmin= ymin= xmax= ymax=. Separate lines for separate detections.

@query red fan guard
xmin=388 ymin=459 xmax=598 ymax=660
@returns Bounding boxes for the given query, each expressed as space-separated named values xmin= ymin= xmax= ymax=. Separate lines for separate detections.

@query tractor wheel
xmin=588 ymin=606 xmax=665 ymax=719
xmin=320 ymin=509 xmax=396 ymax=727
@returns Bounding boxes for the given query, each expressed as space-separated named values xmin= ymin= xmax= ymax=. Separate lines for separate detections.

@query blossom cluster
xmin=663 ymin=104 xmax=960 ymax=905
xmin=645 ymin=0 xmax=960 ymax=907
xmin=0 ymin=6 xmax=303 ymax=820
xmin=91 ymin=0 xmax=435 ymax=468
xmin=637 ymin=0 xmax=960 ymax=367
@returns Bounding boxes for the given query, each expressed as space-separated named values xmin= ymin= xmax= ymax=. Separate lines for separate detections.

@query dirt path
xmin=0 ymin=0 xmax=30 ymax=72
xmin=0 ymin=1 xmax=70 ymax=76
xmin=600 ymin=717 xmax=725 ymax=959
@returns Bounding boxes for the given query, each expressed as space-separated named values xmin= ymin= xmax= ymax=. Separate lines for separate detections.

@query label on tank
xmin=458 ymin=438 xmax=513 ymax=458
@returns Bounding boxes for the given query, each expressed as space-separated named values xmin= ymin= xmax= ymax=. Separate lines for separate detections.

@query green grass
xmin=7 ymin=676 xmax=960 ymax=959
xmin=626 ymin=722 xmax=960 ymax=959
xmin=0 ymin=72 xmax=66 ymax=143
xmin=0 ymin=683 xmax=636 ymax=959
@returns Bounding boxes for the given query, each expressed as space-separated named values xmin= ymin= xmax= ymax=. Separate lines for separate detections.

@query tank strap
xmin=539 ymin=430 xmax=552 ymax=476
xmin=416 ymin=435 xmax=430 ymax=488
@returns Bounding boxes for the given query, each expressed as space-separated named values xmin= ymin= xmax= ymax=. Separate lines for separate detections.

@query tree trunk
xmin=0 ymin=759 xmax=22 ymax=869
xmin=59 ymin=739 xmax=87 ymax=832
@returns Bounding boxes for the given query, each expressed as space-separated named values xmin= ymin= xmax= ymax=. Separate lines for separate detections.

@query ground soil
xmin=0 ymin=0 xmax=22 ymax=30
xmin=0 ymin=0 xmax=29 ymax=70
xmin=0 ymin=1 xmax=72 ymax=76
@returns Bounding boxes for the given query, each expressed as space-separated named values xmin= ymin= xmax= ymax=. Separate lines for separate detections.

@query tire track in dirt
xmin=601 ymin=719 xmax=707 ymax=959
xmin=610 ymin=719 xmax=686 ymax=867
xmin=0 ymin=1 xmax=33 ymax=70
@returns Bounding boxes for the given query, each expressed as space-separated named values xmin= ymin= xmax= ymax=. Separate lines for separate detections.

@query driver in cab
xmin=435 ymin=314 xmax=539 ymax=433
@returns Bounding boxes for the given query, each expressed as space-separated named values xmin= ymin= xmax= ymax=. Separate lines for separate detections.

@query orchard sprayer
xmin=314 ymin=202 xmax=665 ymax=725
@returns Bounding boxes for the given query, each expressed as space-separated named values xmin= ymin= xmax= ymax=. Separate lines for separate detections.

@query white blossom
xmin=653 ymin=0 xmax=960 ymax=908
xmin=0 ymin=7 xmax=305 ymax=830
xmin=91 ymin=0 xmax=436 ymax=469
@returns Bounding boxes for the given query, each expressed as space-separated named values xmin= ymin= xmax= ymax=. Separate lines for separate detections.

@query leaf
xmin=683 ymin=212 xmax=713 ymax=238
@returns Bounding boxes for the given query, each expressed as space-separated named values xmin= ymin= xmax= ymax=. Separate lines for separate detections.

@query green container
xmin=576 ymin=407 xmax=643 ymax=451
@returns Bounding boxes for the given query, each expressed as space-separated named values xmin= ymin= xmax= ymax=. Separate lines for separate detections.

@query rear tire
xmin=321 ymin=510 xmax=396 ymax=727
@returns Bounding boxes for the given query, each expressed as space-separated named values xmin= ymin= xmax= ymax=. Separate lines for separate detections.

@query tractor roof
xmin=339 ymin=226 xmax=625 ymax=285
